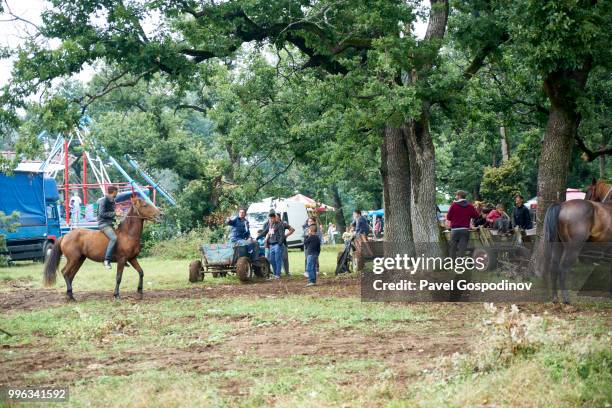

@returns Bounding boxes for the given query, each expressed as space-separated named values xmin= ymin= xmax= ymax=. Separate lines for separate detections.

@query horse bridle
xmin=122 ymin=204 xmax=157 ymax=221
xmin=602 ymin=187 xmax=612 ymax=203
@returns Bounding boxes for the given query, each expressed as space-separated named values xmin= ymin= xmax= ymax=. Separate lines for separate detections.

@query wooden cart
xmin=189 ymin=242 xmax=271 ymax=283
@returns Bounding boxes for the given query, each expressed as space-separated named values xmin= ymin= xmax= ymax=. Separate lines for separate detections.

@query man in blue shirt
xmin=226 ymin=208 xmax=250 ymax=242
xmin=226 ymin=208 xmax=258 ymax=264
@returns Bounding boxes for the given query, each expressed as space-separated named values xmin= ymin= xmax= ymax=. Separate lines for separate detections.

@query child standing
xmin=304 ymin=225 xmax=321 ymax=287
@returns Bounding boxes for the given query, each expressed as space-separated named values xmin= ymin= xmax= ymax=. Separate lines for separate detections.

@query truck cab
xmin=0 ymin=172 xmax=61 ymax=262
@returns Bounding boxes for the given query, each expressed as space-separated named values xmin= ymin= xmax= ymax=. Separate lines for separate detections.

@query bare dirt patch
xmin=0 ymin=277 xmax=360 ymax=312
xmin=1 ymin=307 xmax=476 ymax=390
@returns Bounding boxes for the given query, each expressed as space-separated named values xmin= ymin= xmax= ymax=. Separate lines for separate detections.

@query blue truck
xmin=0 ymin=171 xmax=62 ymax=262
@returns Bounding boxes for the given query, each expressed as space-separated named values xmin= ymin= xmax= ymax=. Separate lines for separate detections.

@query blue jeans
xmin=306 ymin=254 xmax=318 ymax=283
xmin=101 ymin=226 xmax=117 ymax=261
xmin=269 ymin=243 xmax=283 ymax=277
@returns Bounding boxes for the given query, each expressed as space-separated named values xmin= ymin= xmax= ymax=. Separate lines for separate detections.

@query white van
xmin=247 ymin=197 xmax=308 ymax=249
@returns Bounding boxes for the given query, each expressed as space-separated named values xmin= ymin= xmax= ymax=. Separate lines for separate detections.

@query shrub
xmin=480 ymin=156 xmax=528 ymax=208
xmin=0 ymin=211 xmax=20 ymax=266
xmin=142 ymin=227 xmax=226 ymax=259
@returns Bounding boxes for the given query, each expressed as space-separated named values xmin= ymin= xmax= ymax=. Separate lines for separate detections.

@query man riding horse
xmin=97 ymin=185 xmax=119 ymax=269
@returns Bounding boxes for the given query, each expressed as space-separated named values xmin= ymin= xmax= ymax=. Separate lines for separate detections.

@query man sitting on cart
xmin=226 ymin=208 xmax=259 ymax=265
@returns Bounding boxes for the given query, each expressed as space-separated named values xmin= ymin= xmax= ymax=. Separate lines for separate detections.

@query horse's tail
xmin=43 ymin=238 xmax=62 ymax=287
xmin=539 ymin=203 xmax=562 ymax=277
xmin=543 ymin=203 xmax=561 ymax=244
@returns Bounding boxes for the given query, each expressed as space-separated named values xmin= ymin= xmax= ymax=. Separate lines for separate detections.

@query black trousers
xmin=449 ymin=228 xmax=470 ymax=259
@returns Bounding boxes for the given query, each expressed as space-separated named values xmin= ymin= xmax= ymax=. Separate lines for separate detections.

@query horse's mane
xmin=117 ymin=204 xmax=140 ymax=229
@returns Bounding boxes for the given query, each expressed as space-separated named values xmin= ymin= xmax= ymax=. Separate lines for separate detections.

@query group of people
xmin=445 ymin=190 xmax=533 ymax=259
xmin=224 ymin=208 xmax=373 ymax=286
xmin=226 ymin=209 xmax=327 ymax=286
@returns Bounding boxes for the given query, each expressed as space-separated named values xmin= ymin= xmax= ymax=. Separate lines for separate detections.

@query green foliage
xmin=0 ymin=211 xmax=20 ymax=266
xmin=480 ymin=157 xmax=526 ymax=207
xmin=142 ymin=227 xmax=224 ymax=259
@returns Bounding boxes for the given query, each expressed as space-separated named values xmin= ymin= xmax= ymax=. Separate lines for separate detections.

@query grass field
xmin=1 ymin=245 xmax=611 ymax=407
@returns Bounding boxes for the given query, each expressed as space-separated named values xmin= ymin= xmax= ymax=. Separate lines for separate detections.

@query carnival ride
xmin=17 ymin=117 xmax=176 ymax=233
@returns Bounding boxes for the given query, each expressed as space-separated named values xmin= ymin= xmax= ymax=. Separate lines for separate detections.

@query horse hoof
xmin=113 ymin=294 xmax=120 ymax=300
xmin=66 ymin=296 xmax=76 ymax=302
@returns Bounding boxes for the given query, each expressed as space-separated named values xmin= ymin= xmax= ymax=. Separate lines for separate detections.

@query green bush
xmin=480 ymin=156 xmax=527 ymax=208
xmin=0 ymin=211 xmax=20 ymax=266
xmin=142 ymin=227 xmax=226 ymax=259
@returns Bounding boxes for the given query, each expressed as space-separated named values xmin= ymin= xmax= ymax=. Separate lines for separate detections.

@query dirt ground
xmin=2 ymin=277 xmax=609 ymax=405
xmin=0 ymin=277 xmax=360 ymax=311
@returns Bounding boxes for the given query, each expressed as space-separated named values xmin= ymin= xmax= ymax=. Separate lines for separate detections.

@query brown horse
xmin=43 ymin=197 xmax=162 ymax=300
xmin=585 ymin=178 xmax=612 ymax=203
xmin=541 ymin=189 xmax=612 ymax=303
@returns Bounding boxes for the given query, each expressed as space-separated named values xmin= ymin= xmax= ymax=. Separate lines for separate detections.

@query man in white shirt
xmin=69 ymin=192 xmax=82 ymax=228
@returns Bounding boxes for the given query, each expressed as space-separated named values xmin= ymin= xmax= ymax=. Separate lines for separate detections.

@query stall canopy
xmin=368 ymin=209 xmax=384 ymax=217
xmin=287 ymin=194 xmax=335 ymax=212
xmin=526 ymin=188 xmax=586 ymax=210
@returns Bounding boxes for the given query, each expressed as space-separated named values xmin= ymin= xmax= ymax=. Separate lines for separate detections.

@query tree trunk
xmin=500 ymin=126 xmax=509 ymax=162
xmin=382 ymin=125 xmax=414 ymax=257
xmin=599 ymin=143 xmax=606 ymax=179
xmin=405 ymin=113 xmax=443 ymax=257
xmin=331 ymin=183 xmax=346 ymax=233
xmin=536 ymin=66 xmax=590 ymax=235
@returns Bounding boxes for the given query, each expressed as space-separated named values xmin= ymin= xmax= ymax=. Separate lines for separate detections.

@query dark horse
xmin=541 ymin=180 xmax=612 ymax=303
xmin=43 ymin=198 xmax=162 ymax=300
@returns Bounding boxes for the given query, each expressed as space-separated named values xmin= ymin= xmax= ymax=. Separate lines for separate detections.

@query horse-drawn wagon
xmin=443 ymin=227 xmax=535 ymax=276
xmin=336 ymin=236 xmax=384 ymax=275
xmin=189 ymin=242 xmax=271 ymax=283
xmin=335 ymin=227 xmax=534 ymax=277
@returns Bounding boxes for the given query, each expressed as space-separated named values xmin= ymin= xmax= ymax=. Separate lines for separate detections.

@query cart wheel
xmin=255 ymin=258 xmax=271 ymax=278
xmin=236 ymin=256 xmax=251 ymax=282
xmin=472 ymin=247 xmax=497 ymax=271
xmin=189 ymin=260 xmax=204 ymax=282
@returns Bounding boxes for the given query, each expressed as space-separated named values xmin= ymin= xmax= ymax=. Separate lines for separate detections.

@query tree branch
xmin=253 ymin=157 xmax=296 ymax=195
xmin=575 ymin=136 xmax=612 ymax=161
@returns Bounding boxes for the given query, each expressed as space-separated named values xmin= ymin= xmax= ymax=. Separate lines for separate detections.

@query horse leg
xmin=63 ymin=256 xmax=86 ymax=301
xmin=128 ymin=258 xmax=144 ymax=298
xmin=550 ymin=244 xmax=563 ymax=303
xmin=113 ymin=260 xmax=126 ymax=299
xmin=558 ymin=242 xmax=584 ymax=304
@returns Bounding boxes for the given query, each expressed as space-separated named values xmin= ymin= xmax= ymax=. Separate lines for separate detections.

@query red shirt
xmin=486 ymin=209 xmax=501 ymax=223
xmin=446 ymin=200 xmax=479 ymax=229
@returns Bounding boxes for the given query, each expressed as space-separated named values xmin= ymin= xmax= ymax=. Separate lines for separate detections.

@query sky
xmin=0 ymin=0 xmax=429 ymax=89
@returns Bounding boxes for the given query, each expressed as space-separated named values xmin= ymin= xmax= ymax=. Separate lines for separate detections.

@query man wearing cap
xmin=446 ymin=190 xmax=479 ymax=259
xmin=257 ymin=210 xmax=289 ymax=279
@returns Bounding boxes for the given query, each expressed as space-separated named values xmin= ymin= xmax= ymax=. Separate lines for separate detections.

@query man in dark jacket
xmin=304 ymin=225 xmax=321 ymax=286
xmin=226 ymin=208 xmax=250 ymax=242
xmin=97 ymin=186 xmax=119 ymax=269
xmin=512 ymin=195 xmax=533 ymax=230
xmin=226 ymin=208 xmax=259 ymax=265
xmin=350 ymin=210 xmax=370 ymax=236
xmin=258 ymin=210 xmax=293 ymax=279
xmin=446 ymin=190 xmax=479 ymax=259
